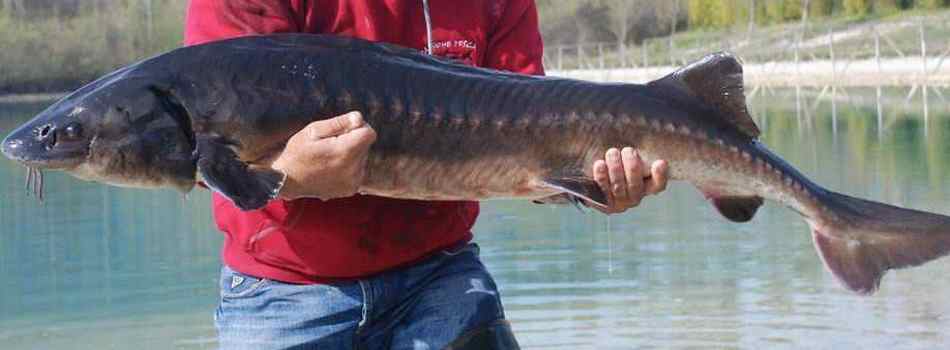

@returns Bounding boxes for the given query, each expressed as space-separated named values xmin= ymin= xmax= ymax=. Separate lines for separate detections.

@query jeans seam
xmin=354 ymin=280 xmax=371 ymax=350
xmin=357 ymin=280 xmax=370 ymax=329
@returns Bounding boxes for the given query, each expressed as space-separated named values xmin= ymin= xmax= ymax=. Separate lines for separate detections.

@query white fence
xmin=544 ymin=16 xmax=950 ymax=88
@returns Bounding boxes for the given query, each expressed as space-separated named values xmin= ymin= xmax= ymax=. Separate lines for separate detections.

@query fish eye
xmin=64 ymin=123 xmax=83 ymax=139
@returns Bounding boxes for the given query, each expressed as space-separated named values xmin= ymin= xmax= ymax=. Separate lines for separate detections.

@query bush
xmin=916 ymin=0 xmax=950 ymax=9
xmin=844 ymin=0 xmax=873 ymax=16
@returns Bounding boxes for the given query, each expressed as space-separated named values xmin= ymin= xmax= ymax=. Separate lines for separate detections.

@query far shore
xmin=2 ymin=57 xmax=948 ymax=102
xmin=0 ymin=93 xmax=67 ymax=104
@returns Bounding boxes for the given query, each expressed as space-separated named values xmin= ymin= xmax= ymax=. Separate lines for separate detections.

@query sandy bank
xmin=549 ymin=57 xmax=950 ymax=87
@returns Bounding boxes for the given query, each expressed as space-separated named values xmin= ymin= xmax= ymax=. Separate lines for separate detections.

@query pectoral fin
xmin=532 ymin=193 xmax=589 ymax=211
xmin=540 ymin=177 xmax=608 ymax=208
xmin=197 ymin=136 xmax=286 ymax=211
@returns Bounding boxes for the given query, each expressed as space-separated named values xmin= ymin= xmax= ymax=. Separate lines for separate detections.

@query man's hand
xmin=591 ymin=147 xmax=669 ymax=214
xmin=272 ymin=111 xmax=377 ymax=200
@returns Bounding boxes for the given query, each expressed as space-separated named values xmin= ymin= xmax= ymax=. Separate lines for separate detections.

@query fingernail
xmin=621 ymin=147 xmax=634 ymax=158
xmin=348 ymin=112 xmax=363 ymax=126
xmin=607 ymin=148 xmax=619 ymax=159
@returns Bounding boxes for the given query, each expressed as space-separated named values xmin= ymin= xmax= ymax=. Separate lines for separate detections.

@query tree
xmin=594 ymin=0 xmax=648 ymax=66
xmin=573 ymin=2 xmax=613 ymax=44
xmin=844 ymin=0 xmax=872 ymax=16
xmin=872 ymin=0 xmax=901 ymax=15
xmin=598 ymin=0 xmax=641 ymax=47
xmin=687 ymin=0 xmax=713 ymax=28
xmin=809 ymin=0 xmax=836 ymax=17
xmin=535 ymin=1 xmax=583 ymax=46
xmin=785 ymin=0 xmax=804 ymax=20
xmin=658 ymin=0 xmax=683 ymax=63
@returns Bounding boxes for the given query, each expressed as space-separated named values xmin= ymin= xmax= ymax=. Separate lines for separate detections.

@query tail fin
xmin=810 ymin=191 xmax=950 ymax=294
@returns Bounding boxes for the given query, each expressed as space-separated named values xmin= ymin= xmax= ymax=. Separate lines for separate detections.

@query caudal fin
xmin=810 ymin=191 xmax=950 ymax=294
xmin=656 ymin=53 xmax=950 ymax=294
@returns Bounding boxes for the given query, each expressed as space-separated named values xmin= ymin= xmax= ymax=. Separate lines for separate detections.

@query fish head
xmin=2 ymin=67 xmax=197 ymax=192
xmin=2 ymin=99 xmax=91 ymax=171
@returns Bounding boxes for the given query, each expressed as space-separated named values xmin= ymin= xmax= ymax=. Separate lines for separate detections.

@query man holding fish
xmin=7 ymin=0 xmax=950 ymax=348
xmin=184 ymin=0 xmax=668 ymax=349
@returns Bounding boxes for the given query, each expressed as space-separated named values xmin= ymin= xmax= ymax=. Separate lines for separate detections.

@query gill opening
xmin=150 ymin=86 xmax=196 ymax=156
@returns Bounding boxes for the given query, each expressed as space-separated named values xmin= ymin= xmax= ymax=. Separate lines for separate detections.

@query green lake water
xmin=1 ymin=88 xmax=949 ymax=349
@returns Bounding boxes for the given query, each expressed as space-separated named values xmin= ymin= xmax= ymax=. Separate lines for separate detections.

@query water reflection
xmin=0 ymin=88 xmax=948 ymax=349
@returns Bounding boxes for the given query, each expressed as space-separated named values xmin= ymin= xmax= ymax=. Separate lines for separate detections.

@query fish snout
xmin=2 ymin=121 xmax=88 ymax=169
xmin=2 ymin=123 xmax=59 ymax=162
xmin=1 ymin=137 xmax=24 ymax=160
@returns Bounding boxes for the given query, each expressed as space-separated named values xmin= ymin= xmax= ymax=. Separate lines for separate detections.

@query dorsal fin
xmin=648 ymin=52 xmax=759 ymax=138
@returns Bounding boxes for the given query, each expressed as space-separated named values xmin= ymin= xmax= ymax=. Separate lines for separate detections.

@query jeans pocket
xmin=220 ymin=266 xmax=270 ymax=299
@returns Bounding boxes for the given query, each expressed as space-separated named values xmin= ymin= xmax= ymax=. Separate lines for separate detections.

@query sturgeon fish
xmin=3 ymin=34 xmax=950 ymax=294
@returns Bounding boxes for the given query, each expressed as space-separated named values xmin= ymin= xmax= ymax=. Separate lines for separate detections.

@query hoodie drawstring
xmin=422 ymin=0 xmax=433 ymax=55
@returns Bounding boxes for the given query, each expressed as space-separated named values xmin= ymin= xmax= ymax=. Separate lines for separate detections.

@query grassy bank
xmin=2 ymin=1 xmax=949 ymax=94
xmin=0 ymin=1 xmax=185 ymax=94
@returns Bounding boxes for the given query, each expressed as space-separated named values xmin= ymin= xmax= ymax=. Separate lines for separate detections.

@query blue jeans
xmin=215 ymin=243 xmax=517 ymax=349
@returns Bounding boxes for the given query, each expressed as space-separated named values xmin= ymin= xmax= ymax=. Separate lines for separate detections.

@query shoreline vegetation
xmin=0 ymin=0 xmax=185 ymax=95
xmin=1 ymin=1 xmax=949 ymax=95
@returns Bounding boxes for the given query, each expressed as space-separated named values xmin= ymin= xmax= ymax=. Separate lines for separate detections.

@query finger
xmin=621 ymin=148 xmax=643 ymax=205
xmin=605 ymin=148 xmax=628 ymax=203
xmin=592 ymin=159 xmax=614 ymax=205
xmin=306 ymin=111 xmax=365 ymax=139
xmin=594 ymin=202 xmax=623 ymax=214
xmin=334 ymin=125 xmax=378 ymax=149
xmin=645 ymin=160 xmax=670 ymax=195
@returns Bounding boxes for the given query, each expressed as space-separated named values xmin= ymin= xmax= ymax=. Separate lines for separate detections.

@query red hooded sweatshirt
xmin=184 ymin=0 xmax=545 ymax=283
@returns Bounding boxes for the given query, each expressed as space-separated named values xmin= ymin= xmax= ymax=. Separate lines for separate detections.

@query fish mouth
xmin=1 ymin=144 xmax=83 ymax=169
xmin=3 ymin=138 xmax=49 ymax=200
xmin=4 ymin=134 xmax=83 ymax=201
